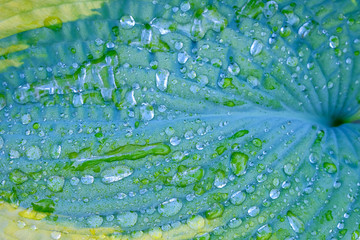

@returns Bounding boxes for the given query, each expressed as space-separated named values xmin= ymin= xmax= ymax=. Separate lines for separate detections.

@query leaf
xmin=0 ymin=0 xmax=360 ymax=239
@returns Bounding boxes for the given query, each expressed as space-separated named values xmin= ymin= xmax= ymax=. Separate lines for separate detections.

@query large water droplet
xmin=156 ymin=69 xmax=169 ymax=91
xmin=172 ymin=166 xmax=204 ymax=187
xmin=47 ymin=176 xmax=65 ymax=192
xmin=117 ymin=211 xmax=138 ymax=227
xmin=87 ymin=215 xmax=103 ymax=227
xmin=230 ymin=152 xmax=249 ymax=176
xmin=230 ymin=191 xmax=246 ymax=205
xmin=101 ymin=165 xmax=133 ymax=183
xmin=287 ymin=211 xmax=305 ymax=233
xmin=158 ymin=198 xmax=183 ymax=217
xmin=263 ymin=1 xmax=278 ymax=18
xmin=298 ymin=21 xmax=314 ymax=38
xmin=178 ymin=51 xmax=190 ymax=64
xmin=250 ymin=40 xmax=263 ymax=56
xmin=26 ymin=145 xmax=42 ymax=160
xmin=248 ymin=206 xmax=260 ymax=217
xmin=140 ymin=103 xmax=154 ymax=121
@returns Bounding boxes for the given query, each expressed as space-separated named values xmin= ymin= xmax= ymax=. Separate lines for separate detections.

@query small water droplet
xmin=120 ymin=15 xmax=135 ymax=29
xmin=329 ymin=35 xmax=339 ymax=48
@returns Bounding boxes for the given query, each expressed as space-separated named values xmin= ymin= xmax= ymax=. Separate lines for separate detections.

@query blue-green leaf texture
xmin=0 ymin=0 xmax=360 ymax=239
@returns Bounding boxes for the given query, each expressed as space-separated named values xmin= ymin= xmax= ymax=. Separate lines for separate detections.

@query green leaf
xmin=0 ymin=0 xmax=360 ymax=239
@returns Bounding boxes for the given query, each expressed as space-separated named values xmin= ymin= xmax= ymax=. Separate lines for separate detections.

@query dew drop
xmin=117 ymin=211 xmax=138 ymax=227
xmin=158 ymin=198 xmax=183 ymax=217
xmin=156 ymin=69 xmax=170 ymax=91
xmin=140 ymin=103 xmax=154 ymax=121
xmin=329 ymin=35 xmax=340 ymax=48
xmin=250 ymin=40 xmax=263 ymax=56
xmin=287 ymin=211 xmax=305 ymax=233
xmin=230 ymin=191 xmax=246 ymax=205
xmin=26 ymin=145 xmax=42 ymax=160
xmin=227 ymin=63 xmax=240 ymax=75
xmin=47 ymin=176 xmax=65 ymax=192
xmin=248 ymin=206 xmax=260 ymax=217
xmin=120 ymin=15 xmax=136 ymax=29
xmin=101 ymin=165 xmax=133 ymax=183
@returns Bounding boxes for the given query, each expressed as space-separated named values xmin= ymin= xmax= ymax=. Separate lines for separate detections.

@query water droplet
xmin=101 ymin=165 xmax=133 ymax=183
xmin=257 ymin=224 xmax=273 ymax=239
xmin=170 ymin=136 xmax=181 ymax=146
xmin=205 ymin=203 xmax=224 ymax=219
xmin=172 ymin=166 xmax=204 ymax=187
xmin=269 ymin=189 xmax=280 ymax=199
xmin=286 ymin=57 xmax=298 ymax=67
xmin=178 ymin=51 xmax=190 ymax=64
xmin=21 ymin=114 xmax=31 ymax=125
xmin=47 ymin=176 xmax=65 ymax=192
xmin=140 ymin=103 xmax=154 ymax=121
xmin=9 ymin=169 xmax=28 ymax=184
xmin=120 ymin=15 xmax=135 ymax=29
xmin=214 ymin=170 xmax=227 ymax=188
xmin=280 ymin=26 xmax=291 ymax=38
xmin=228 ymin=217 xmax=242 ymax=229
xmin=230 ymin=191 xmax=246 ymax=205
xmin=287 ymin=211 xmax=305 ymax=233
xmin=187 ymin=215 xmax=205 ymax=230
xmin=227 ymin=63 xmax=240 ymax=75
xmin=141 ymin=28 xmax=153 ymax=45
xmin=50 ymin=231 xmax=61 ymax=240
xmin=81 ymin=175 xmax=94 ymax=184
xmin=197 ymin=75 xmax=209 ymax=86
xmin=158 ymin=198 xmax=183 ymax=217
xmin=72 ymin=93 xmax=83 ymax=107
xmin=50 ymin=145 xmax=62 ymax=159
xmin=250 ymin=40 xmax=263 ymax=56
xmin=180 ymin=1 xmax=191 ymax=12
xmin=298 ymin=21 xmax=314 ymax=38
xmin=149 ymin=227 xmax=163 ymax=239
xmin=26 ymin=145 xmax=42 ymax=160
xmin=247 ymin=76 xmax=260 ymax=88
xmin=117 ymin=211 xmax=138 ymax=227
xmin=87 ymin=215 xmax=103 ymax=227
xmin=329 ymin=35 xmax=339 ymax=48
xmin=283 ymin=163 xmax=295 ymax=175
xmin=0 ymin=136 xmax=4 ymax=149
xmin=230 ymin=152 xmax=249 ymax=176
xmin=0 ymin=94 xmax=6 ymax=111
xmin=44 ymin=16 xmax=62 ymax=30
xmin=156 ymin=69 xmax=169 ymax=91
xmin=248 ymin=206 xmax=260 ymax=217
xmin=263 ymin=1 xmax=278 ymax=18
xmin=323 ymin=162 xmax=337 ymax=174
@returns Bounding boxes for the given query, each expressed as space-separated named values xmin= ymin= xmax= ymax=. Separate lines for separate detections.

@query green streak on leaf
xmin=73 ymin=143 xmax=171 ymax=170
